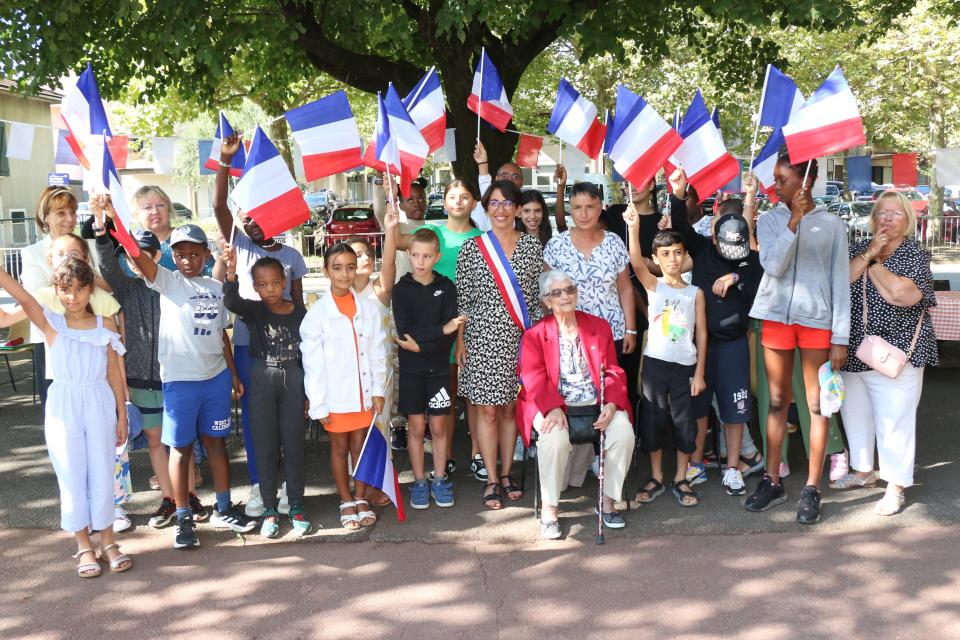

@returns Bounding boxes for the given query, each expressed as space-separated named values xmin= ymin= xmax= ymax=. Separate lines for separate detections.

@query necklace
xmin=261 ymin=238 xmax=279 ymax=249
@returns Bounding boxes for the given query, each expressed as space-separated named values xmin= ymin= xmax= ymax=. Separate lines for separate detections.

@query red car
xmin=324 ymin=205 xmax=381 ymax=251
xmin=881 ymin=187 xmax=928 ymax=216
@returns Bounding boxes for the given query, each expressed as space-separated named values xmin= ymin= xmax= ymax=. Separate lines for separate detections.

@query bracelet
xmin=859 ymin=252 xmax=873 ymax=264
xmin=91 ymin=225 xmax=104 ymax=233
xmin=625 ymin=329 xmax=638 ymax=335
xmin=217 ymin=160 xmax=231 ymax=169
xmin=478 ymin=161 xmax=488 ymax=165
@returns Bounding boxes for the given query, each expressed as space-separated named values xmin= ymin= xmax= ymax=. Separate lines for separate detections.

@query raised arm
xmin=622 ymin=202 xmax=658 ymax=291
xmin=213 ymin=132 xmax=243 ymax=241
xmin=374 ymin=204 xmax=400 ymax=305
xmin=0 ymin=266 xmax=52 ymax=338
xmin=742 ymin=172 xmax=760 ymax=250
xmin=554 ymin=164 xmax=568 ymax=232
xmin=474 ymin=141 xmax=490 ymax=179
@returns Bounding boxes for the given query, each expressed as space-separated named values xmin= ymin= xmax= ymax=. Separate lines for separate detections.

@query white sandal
xmin=73 ymin=548 xmax=101 ymax=578
xmin=339 ymin=501 xmax=361 ymax=530
xmin=874 ymin=491 xmax=906 ymax=516
xmin=354 ymin=498 xmax=377 ymax=526
xmin=100 ymin=543 xmax=133 ymax=573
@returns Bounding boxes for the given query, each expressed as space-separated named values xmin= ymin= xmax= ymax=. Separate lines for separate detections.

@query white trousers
xmin=534 ymin=410 xmax=635 ymax=507
xmin=839 ymin=366 xmax=924 ymax=488
xmin=45 ymin=412 xmax=116 ymax=532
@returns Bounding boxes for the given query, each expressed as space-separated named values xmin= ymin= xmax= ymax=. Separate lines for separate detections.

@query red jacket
xmin=516 ymin=311 xmax=633 ymax=447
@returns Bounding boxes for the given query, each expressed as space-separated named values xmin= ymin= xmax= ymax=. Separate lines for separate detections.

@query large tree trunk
xmin=925 ymin=61 xmax=946 ymax=247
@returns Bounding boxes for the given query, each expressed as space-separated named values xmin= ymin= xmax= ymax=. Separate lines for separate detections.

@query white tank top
xmin=644 ymin=279 xmax=699 ymax=366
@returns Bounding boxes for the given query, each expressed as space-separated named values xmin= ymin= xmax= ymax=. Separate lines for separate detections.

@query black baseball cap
xmin=116 ymin=230 xmax=162 ymax=257
xmin=714 ymin=214 xmax=750 ymax=261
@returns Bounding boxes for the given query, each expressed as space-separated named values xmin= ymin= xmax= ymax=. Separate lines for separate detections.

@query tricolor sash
xmin=476 ymin=231 xmax=531 ymax=332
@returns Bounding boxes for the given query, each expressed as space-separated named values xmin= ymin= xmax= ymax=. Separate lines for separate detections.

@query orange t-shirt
xmin=326 ymin=291 xmax=374 ymax=433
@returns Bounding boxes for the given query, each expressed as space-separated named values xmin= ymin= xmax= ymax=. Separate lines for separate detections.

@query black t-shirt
xmin=222 ymin=279 xmax=306 ymax=362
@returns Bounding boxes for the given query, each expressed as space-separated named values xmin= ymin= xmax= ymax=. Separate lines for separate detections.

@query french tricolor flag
xmin=466 ymin=50 xmax=513 ymax=132
xmin=374 ymin=93 xmax=402 ymax=178
xmin=403 ymin=67 xmax=447 ymax=154
xmin=285 ymin=91 xmax=362 ymax=181
xmin=751 ymin=65 xmax=805 ymax=201
xmin=752 ymin=129 xmax=786 ymax=202
xmin=383 ymin=84 xmax=429 ymax=198
xmin=203 ymin=112 xmax=246 ymax=177
xmin=547 ymin=78 xmax=606 ymax=160
xmin=230 ymin=126 xmax=309 ymax=239
xmin=668 ymin=90 xmax=740 ymax=202
xmin=607 ymin=85 xmax=682 ymax=190
xmin=782 ymin=66 xmax=866 ymax=165
xmin=59 ymin=63 xmax=112 ymax=171
xmin=353 ymin=415 xmax=404 ymax=521
xmin=99 ymin=133 xmax=140 ymax=259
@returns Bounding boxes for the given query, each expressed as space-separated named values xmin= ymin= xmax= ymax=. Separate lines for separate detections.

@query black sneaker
xmin=446 ymin=458 xmax=456 ymax=476
xmin=189 ymin=493 xmax=209 ymax=522
xmin=796 ymin=484 xmax=822 ymax=524
xmin=468 ymin=453 xmax=488 ymax=482
xmin=744 ymin=475 xmax=787 ymax=512
xmin=174 ymin=514 xmax=199 ymax=549
xmin=149 ymin=498 xmax=177 ymax=529
xmin=211 ymin=505 xmax=258 ymax=533
xmin=391 ymin=423 xmax=408 ymax=451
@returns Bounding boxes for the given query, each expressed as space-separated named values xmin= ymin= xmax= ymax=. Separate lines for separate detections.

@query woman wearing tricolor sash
xmin=456 ymin=180 xmax=543 ymax=510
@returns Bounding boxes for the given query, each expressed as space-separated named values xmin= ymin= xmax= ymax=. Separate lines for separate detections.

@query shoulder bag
xmin=854 ymin=273 xmax=924 ymax=379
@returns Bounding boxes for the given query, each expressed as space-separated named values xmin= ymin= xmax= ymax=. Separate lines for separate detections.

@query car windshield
xmin=332 ymin=208 xmax=372 ymax=222
xmin=851 ymin=203 xmax=873 ymax=216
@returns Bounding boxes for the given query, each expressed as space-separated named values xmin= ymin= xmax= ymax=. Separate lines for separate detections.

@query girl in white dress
xmin=0 ymin=258 xmax=130 ymax=577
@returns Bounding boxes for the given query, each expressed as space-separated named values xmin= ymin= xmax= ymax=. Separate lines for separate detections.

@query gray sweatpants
xmin=249 ymin=360 xmax=307 ymax=510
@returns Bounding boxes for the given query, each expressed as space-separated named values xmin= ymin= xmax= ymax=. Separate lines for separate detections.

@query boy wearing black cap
xmin=128 ymin=223 xmax=256 ymax=548
xmin=670 ymin=177 xmax=763 ymax=497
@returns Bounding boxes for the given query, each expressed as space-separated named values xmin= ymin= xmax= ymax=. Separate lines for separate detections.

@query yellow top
xmin=34 ymin=287 xmax=121 ymax=317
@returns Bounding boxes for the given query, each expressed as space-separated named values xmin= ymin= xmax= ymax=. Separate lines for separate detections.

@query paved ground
xmin=2 ymin=353 xmax=960 ymax=638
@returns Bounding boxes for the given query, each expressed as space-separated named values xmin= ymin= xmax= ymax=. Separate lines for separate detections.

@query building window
xmin=0 ymin=122 xmax=9 ymax=177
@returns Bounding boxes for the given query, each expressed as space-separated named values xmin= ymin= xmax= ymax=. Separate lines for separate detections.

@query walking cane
xmin=596 ymin=362 xmax=606 ymax=545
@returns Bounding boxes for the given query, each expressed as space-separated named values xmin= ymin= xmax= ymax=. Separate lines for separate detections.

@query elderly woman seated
xmin=517 ymin=270 xmax=636 ymax=539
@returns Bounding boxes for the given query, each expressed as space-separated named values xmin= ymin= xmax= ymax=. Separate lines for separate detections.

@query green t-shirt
xmin=426 ymin=222 xmax=484 ymax=282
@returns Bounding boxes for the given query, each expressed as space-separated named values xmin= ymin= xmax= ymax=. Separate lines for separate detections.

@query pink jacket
xmin=516 ymin=311 xmax=632 ymax=447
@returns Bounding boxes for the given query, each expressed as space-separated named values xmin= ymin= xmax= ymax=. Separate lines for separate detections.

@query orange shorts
xmin=761 ymin=320 xmax=832 ymax=350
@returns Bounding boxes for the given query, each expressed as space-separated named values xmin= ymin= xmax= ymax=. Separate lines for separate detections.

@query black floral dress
xmin=456 ymin=232 xmax=544 ymax=405
xmin=842 ymin=238 xmax=938 ymax=372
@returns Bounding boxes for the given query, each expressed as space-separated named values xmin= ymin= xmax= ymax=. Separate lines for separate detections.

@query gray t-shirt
xmin=148 ymin=267 xmax=229 ymax=382
xmin=230 ymin=230 xmax=308 ymax=347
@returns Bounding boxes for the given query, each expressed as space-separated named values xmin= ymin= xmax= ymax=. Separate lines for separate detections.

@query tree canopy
xmin=3 ymin=0 xmax=887 ymax=184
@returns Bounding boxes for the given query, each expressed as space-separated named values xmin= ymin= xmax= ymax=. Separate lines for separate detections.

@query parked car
xmin=821 ymin=183 xmax=841 ymax=204
xmin=425 ymin=200 xmax=447 ymax=221
xmin=325 ymin=205 xmax=381 ymax=251
xmin=943 ymin=185 xmax=960 ymax=202
xmin=172 ymin=202 xmax=193 ymax=219
xmin=828 ymin=200 xmax=875 ymax=236
xmin=883 ymin=187 xmax=928 ymax=215
xmin=304 ymin=191 xmax=335 ymax=224
xmin=916 ymin=185 xmax=931 ymax=196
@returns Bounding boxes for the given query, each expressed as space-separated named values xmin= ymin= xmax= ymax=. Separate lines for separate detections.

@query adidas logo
xmin=428 ymin=387 xmax=451 ymax=410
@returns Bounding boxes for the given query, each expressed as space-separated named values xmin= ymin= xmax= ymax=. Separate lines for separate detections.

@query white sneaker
xmin=244 ymin=484 xmax=265 ymax=517
xmin=722 ymin=468 xmax=746 ymax=496
xmin=513 ymin=436 xmax=525 ymax=462
xmin=113 ymin=506 xmax=132 ymax=533
xmin=278 ymin=482 xmax=290 ymax=515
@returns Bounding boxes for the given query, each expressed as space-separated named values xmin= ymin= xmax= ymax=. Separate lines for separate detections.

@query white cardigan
xmin=300 ymin=289 xmax=387 ymax=420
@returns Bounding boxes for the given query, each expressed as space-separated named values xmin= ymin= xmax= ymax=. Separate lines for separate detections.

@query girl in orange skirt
xmin=301 ymin=243 xmax=387 ymax=529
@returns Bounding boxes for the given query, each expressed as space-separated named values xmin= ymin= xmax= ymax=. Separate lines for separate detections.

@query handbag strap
xmin=860 ymin=272 xmax=925 ymax=357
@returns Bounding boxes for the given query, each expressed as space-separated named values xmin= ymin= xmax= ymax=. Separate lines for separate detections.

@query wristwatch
xmin=625 ymin=329 xmax=638 ymax=335
xmin=217 ymin=160 xmax=231 ymax=169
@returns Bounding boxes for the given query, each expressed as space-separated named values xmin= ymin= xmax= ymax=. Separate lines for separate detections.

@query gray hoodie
xmin=750 ymin=204 xmax=850 ymax=345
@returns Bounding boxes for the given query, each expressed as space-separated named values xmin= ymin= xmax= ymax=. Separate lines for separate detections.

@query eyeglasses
xmin=546 ymin=285 xmax=577 ymax=298
xmin=487 ymin=199 xmax=515 ymax=210
xmin=877 ymin=209 xmax=906 ymax=219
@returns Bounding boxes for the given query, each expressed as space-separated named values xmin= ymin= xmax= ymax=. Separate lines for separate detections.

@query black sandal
xmin=672 ymin=480 xmax=699 ymax=507
xmin=499 ymin=474 xmax=523 ymax=501
xmin=635 ymin=477 xmax=665 ymax=504
xmin=482 ymin=482 xmax=503 ymax=510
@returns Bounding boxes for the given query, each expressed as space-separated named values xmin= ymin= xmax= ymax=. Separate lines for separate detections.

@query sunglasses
xmin=546 ymin=285 xmax=577 ymax=298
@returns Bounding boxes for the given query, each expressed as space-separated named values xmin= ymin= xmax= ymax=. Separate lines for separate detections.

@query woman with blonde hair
xmin=832 ymin=190 xmax=937 ymax=516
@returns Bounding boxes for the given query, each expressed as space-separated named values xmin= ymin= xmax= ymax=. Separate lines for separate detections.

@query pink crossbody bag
xmin=855 ymin=273 xmax=924 ymax=379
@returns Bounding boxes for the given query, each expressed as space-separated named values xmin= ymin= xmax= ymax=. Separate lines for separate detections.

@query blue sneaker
xmin=431 ymin=476 xmax=455 ymax=508
xmin=409 ymin=479 xmax=429 ymax=510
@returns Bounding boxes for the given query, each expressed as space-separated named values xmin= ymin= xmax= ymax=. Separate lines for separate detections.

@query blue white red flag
xmin=384 ymin=83 xmax=429 ymax=198
xmin=467 ymin=50 xmax=513 ymax=132
xmin=666 ymin=90 xmax=740 ymax=202
xmin=403 ymin=68 xmax=447 ymax=154
xmin=59 ymin=64 xmax=112 ymax=171
xmin=99 ymin=132 xmax=140 ymax=259
xmin=230 ymin=126 xmax=309 ymax=239
xmin=475 ymin=231 xmax=531 ymax=332
xmin=782 ymin=66 xmax=866 ymax=164
xmin=752 ymin=129 xmax=786 ymax=202
xmin=759 ymin=64 xmax=805 ymax=130
xmin=285 ymin=91 xmax=362 ymax=181
xmin=204 ymin=112 xmax=246 ymax=177
xmin=607 ymin=85 xmax=682 ymax=190
xmin=353 ymin=414 xmax=404 ymax=521
xmin=547 ymin=78 xmax=606 ymax=160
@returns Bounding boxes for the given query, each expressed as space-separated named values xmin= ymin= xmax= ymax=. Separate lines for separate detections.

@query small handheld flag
xmin=384 ymin=83 xmax=429 ymax=199
xmin=782 ymin=66 xmax=866 ymax=165
xmin=547 ymin=78 xmax=606 ymax=160
xmin=606 ymin=85 xmax=682 ymax=191
xmin=99 ymin=132 xmax=140 ymax=259
xmin=59 ymin=63 xmax=112 ymax=171
xmin=467 ymin=49 xmax=513 ymax=133
xmin=403 ymin=68 xmax=447 ymax=154
xmin=668 ymin=90 xmax=740 ymax=203
xmin=285 ymin=91 xmax=362 ymax=181
xmin=353 ymin=413 xmax=405 ymax=521
xmin=204 ymin=112 xmax=246 ymax=177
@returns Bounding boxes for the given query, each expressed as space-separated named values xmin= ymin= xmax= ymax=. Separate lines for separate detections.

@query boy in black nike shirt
xmin=392 ymin=228 xmax=465 ymax=510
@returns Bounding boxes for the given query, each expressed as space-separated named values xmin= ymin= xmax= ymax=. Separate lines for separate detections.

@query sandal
xmin=99 ymin=543 xmax=132 ymax=573
xmin=339 ymin=501 xmax=361 ymax=530
xmin=353 ymin=498 xmax=377 ymax=526
xmin=482 ymin=482 xmax=503 ymax=510
xmin=829 ymin=471 xmax=878 ymax=490
xmin=366 ymin=490 xmax=393 ymax=508
xmin=635 ymin=477 xmax=665 ymax=504
xmin=671 ymin=480 xmax=699 ymax=507
xmin=499 ymin=474 xmax=523 ymax=501
xmin=73 ymin=548 xmax=101 ymax=578
xmin=874 ymin=491 xmax=906 ymax=516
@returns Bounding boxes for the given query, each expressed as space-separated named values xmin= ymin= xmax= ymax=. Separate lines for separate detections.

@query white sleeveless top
xmin=643 ymin=280 xmax=698 ymax=366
